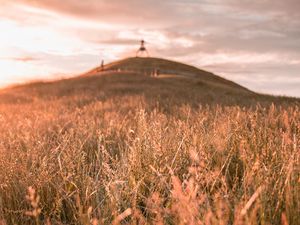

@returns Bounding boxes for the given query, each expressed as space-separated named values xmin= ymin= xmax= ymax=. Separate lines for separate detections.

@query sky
xmin=0 ymin=0 xmax=299 ymax=97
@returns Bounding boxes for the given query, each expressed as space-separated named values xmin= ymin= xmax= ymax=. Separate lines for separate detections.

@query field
xmin=0 ymin=73 xmax=299 ymax=224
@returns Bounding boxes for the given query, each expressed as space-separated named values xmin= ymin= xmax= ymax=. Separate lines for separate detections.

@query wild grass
xmin=0 ymin=73 xmax=299 ymax=224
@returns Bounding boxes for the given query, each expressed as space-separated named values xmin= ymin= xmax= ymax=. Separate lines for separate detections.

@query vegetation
xmin=0 ymin=73 xmax=299 ymax=224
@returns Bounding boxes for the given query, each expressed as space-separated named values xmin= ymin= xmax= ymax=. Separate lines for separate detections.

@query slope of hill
xmin=1 ymin=71 xmax=299 ymax=108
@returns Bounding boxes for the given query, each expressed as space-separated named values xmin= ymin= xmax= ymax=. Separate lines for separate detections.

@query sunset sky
xmin=0 ymin=0 xmax=299 ymax=96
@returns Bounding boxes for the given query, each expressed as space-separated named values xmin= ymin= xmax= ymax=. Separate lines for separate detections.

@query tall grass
xmin=0 ymin=74 xmax=299 ymax=224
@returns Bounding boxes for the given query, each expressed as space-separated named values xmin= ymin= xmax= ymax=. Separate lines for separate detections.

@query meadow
xmin=0 ymin=73 xmax=299 ymax=224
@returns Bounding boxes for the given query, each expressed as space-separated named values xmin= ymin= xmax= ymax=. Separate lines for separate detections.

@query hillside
xmin=0 ymin=57 xmax=299 ymax=107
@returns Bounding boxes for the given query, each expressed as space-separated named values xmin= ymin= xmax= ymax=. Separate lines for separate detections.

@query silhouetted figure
xmin=101 ymin=60 xmax=104 ymax=71
xmin=136 ymin=40 xmax=149 ymax=57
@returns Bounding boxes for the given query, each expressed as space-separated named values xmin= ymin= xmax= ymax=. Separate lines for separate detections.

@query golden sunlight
xmin=0 ymin=1 xmax=300 ymax=224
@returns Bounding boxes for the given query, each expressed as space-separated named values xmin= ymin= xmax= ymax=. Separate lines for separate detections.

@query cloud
xmin=8 ymin=0 xmax=180 ymax=28
xmin=226 ymin=0 xmax=300 ymax=17
xmin=9 ymin=56 xmax=39 ymax=62
xmin=0 ymin=56 xmax=40 ymax=62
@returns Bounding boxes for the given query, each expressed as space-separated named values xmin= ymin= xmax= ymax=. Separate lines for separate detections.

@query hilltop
xmin=87 ymin=57 xmax=249 ymax=92
xmin=1 ymin=57 xmax=298 ymax=107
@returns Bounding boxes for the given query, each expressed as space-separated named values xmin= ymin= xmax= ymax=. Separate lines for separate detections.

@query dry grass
xmin=0 ymin=73 xmax=299 ymax=224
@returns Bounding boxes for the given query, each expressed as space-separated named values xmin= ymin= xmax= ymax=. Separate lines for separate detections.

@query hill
xmin=0 ymin=57 xmax=299 ymax=107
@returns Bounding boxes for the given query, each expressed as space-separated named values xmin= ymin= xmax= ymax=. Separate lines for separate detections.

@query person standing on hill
xmin=101 ymin=60 xmax=104 ymax=71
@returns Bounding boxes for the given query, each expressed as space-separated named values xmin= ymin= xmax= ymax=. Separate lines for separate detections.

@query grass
xmin=0 ymin=72 xmax=299 ymax=224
